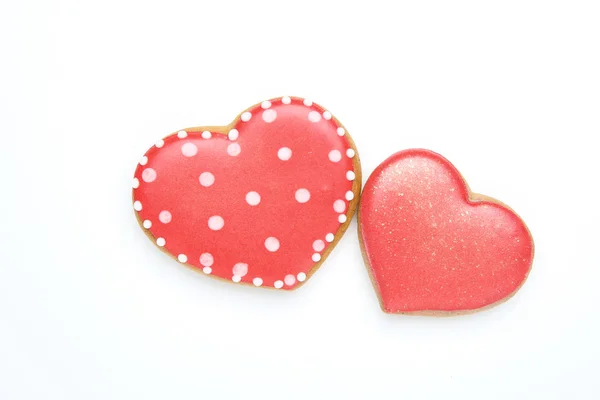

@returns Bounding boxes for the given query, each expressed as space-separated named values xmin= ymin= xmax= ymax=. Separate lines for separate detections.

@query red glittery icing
xmin=359 ymin=149 xmax=534 ymax=314
xmin=133 ymin=97 xmax=360 ymax=290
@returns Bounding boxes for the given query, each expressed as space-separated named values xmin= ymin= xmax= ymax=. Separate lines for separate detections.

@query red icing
xmin=133 ymin=97 xmax=360 ymax=289
xmin=359 ymin=149 xmax=534 ymax=313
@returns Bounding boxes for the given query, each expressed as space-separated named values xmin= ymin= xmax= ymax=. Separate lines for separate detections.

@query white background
xmin=1 ymin=1 xmax=599 ymax=399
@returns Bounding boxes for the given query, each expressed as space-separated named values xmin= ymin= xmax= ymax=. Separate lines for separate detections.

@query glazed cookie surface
xmin=133 ymin=97 xmax=361 ymax=289
xmin=359 ymin=149 xmax=534 ymax=314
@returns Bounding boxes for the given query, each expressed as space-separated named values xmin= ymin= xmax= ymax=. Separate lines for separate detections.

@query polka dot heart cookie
xmin=133 ymin=97 xmax=361 ymax=289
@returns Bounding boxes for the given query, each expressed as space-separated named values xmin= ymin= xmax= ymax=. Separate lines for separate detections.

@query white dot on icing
xmin=333 ymin=199 xmax=346 ymax=213
xmin=133 ymin=201 xmax=142 ymax=211
xmin=261 ymin=100 xmax=272 ymax=109
xmin=232 ymin=275 xmax=241 ymax=283
xmin=227 ymin=143 xmax=241 ymax=156
xmin=278 ymin=147 xmax=292 ymax=161
xmin=241 ymin=112 xmax=252 ymax=122
xmin=140 ymin=156 xmax=148 ymax=166
xmin=228 ymin=129 xmax=239 ymax=141
xmin=262 ymin=109 xmax=277 ymax=123
xmin=159 ymin=210 xmax=172 ymax=224
xmin=253 ymin=277 xmax=263 ymax=286
xmin=203 ymin=266 xmax=212 ymax=274
xmin=323 ymin=111 xmax=332 ymax=120
xmin=338 ymin=214 xmax=347 ymax=223
xmin=181 ymin=142 xmax=198 ymax=157
xmin=265 ymin=237 xmax=280 ymax=252
xmin=178 ymin=254 xmax=188 ymax=263
xmin=208 ymin=215 xmax=224 ymax=230
xmin=308 ymin=111 xmax=321 ymax=123
xmin=143 ymin=220 xmax=152 ymax=229
xmin=155 ymin=139 xmax=164 ymax=148
xmin=347 ymin=148 xmax=355 ymax=158
xmin=274 ymin=280 xmax=284 ymax=289
xmin=337 ymin=127 xmax=345 ymax=136
xmin=281 ymin=96 xmax=291 ymax=104
xmin=284 ymin=274 xmax=296 ymax=286
xmin=202 ymin=131 xmax=212 ymax=139
xmin=156 ymin=237 xmax=166 ymax=247
xmin=313 ymin=240 xmax=325 ymax=252
xmin=297 ymin=272 xmax=307 ymax=282
xmin=199 ymin=172 xmax=215 ymax=187
xmin=233 ymin=262 xmax=248 ymax=277
xmin=329 ymin=150 xmax=342 ymax=163
xmin=325 ymin=233 xmax=334 ymax=242
xmin=346 ymin=191 xmax=355 ymax=201
xmin=303 ymin=99 xmax=313 ymax=106
xmin=177 ymin=130 xmax=187 ymax=138
xmin=246 ymin=191 xmax=261 ymax=206
xmin=312 ymin=253 xmax=322 ymax=262
xmin=200 ymin=253 xmax=214 ymax=267
xmin=346 ymin=171 xmax=356 ymax=181
xmin=295 ymin=188 xmax=310 ymax=203
xmin=142 ymin=168 xmax=157 ymax=182
xmin=132 ymin=178 xmax=139 ymax=189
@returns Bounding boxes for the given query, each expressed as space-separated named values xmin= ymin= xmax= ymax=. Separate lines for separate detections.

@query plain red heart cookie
xmin=132 ymin=97 xmax=361 ymax=289
xmin=359 ymin=149 xmax=534 ymax=314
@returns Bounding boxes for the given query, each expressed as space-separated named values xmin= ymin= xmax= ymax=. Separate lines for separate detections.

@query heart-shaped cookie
xmin=359 ymin=149 xmax=534 ymax=314
xmin=132 ymin=97 xmax=361 ymax=289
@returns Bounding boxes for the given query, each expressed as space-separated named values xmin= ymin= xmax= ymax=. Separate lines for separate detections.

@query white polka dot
xmin=155 ymin=139 xmax=164 ymax=148
xmin=253 ymin=277 xmax=263 ymax=286
xmin=241 ymin=112 xmax=252 ymax=122
xmin=274 ymin=280 xmax=284 ymax=289
xmin=346 ymin=191 xmax=355 ymax=201
xmin=346 ymin=171 xmax=356 ymax=181
xmin=232 ymin=275 xmax=241 ymax=283
xmin=313 ymin=240 xmax=325 ymax=252
xmin=178 ymin=254 xmax=188 ymax=263
xmin=308 ymin=111 xmax=321 ymax=122
xmin=303 ymin=99 xmax=313 ymax=106
xmin=227 ymin=143 xmax=241 ymax=156
xmin=281 ymin=96 xmax=291 ymax=104
xmin=325 ymin=233 xmax=334 ymax=242
xmin=208 ymin=215 xmax=224 ymax=230
xmin=156 ymin=237 xmax=166 ymax=247
xmin=159 ymin=210 xmax=172 ymax=224
xmin=133 ymin=201 xmax=142 ymax=211
xmin=203 ymin=266 xmax=212 ymax=274
xmin=246 ymin=191 xmax=261 ymax=206
xmin=261 ymin=100 xmax=272 ymax=109
xmin=337 ymin=127 xmax=345 ymax=136
xmin=181 ymin=142 xmax=198 ymax=157
xmin=143 ymin=220 xmax=152 ymax=229
xmin=284 ymin=274 xmax=296 ymax=286
xmin=200 ymin=253 xmax=214 ymax=267
xmin=278 ymin=147 xmax=292 ymax=161
xmin=228 ymin=129 xmax=239 ymax=141
xmin=295 ymin=188 xmax=310 ymax=203
xmin=333 ymin=199 xmax=346 ymax=213
xmin=199 ymin=172 xmax=215 ymax=187
xmin=346 ymin=148 xmax=355 ymax=158
xmin=177 ymin=130 xmax=187 ymax=138
xmin=297 ymin=272 xmax=306 ymax=282
xmin=232 ymin=262 xmax=248 ymax=277
xmin=312 ymin=253 xmax=321 ymax=262
xmin=132 ymin=178 xmax=139 ymax=189
xmin=265 ymin=237 xmax=280 ymax=252
xmin=338 ymin=214 xmax=347 ymax=223
xmin=329 ymin=150 xmax=342 ymax=162
xmin=140 ymin=156 xmax=148 ymax=166
xmin=202 ymin=130 xmax=212 ymax=139
xmin=142 ymin=168 xmax=157 ymax=182
xmin=323 ymin=111 xmax=332 ymax=120
xmin=262 ymin=109 xmax=277 ymax=123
